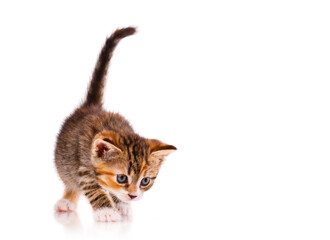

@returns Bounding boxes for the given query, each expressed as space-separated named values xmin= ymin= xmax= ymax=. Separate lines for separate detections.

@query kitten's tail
xmin=83 ymin=27 xmax=136 ymax=107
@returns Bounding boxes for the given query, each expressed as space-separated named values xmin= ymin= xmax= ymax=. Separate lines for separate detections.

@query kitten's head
xmin=91 ymin=131 xmax=176 ymax=203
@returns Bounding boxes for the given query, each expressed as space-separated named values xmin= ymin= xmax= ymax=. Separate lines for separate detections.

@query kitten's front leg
xmin=116 ymin=202 xmax=132 ymax=219
xmin=93 ymin=207 xmax=122 ymax=222
xmin=108 ymin=192 xmax=132 ymax=218
xmin=79 ymin=168 xmax=121 ymax=222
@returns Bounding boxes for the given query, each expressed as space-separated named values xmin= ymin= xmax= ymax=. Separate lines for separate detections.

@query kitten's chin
xmin=120 ymin=198 xmax=132 ymax=203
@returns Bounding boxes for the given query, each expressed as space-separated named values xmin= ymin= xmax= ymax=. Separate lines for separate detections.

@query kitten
xmin=54 ymin=27 xmax=176 ymax=222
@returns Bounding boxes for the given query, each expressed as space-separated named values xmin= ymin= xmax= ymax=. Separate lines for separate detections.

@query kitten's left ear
xmin=91 ymin=131 xmax=123 ymax=159
xmin=92 ymin=138 xmax=122 ymax=159
xmin=148 ymin=139 xmax=177 ymax=161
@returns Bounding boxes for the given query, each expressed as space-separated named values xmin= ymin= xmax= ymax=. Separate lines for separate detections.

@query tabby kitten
xmin=54 ymin=27 xmax=176 ymax=222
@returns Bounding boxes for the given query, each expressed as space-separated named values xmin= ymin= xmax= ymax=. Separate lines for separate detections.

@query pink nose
xmin=128 ymin=194 xmax=137 ymax=199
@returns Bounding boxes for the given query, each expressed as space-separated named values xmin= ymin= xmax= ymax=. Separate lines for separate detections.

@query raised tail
xmin=83 ymin=27 xmax=136 ymax=107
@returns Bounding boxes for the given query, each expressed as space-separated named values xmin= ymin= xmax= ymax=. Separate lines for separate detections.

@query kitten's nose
xmin=128 ymin=194 xmax=137 ymax=199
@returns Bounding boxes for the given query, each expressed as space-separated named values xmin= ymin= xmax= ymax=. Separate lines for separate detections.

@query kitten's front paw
xmin=93 ymin=208 xmax=122 ymax=222
xmin=55 ymin=198 xmax=76 ymax=212
xmin=117 ymin=202 xmax=132 ymax=218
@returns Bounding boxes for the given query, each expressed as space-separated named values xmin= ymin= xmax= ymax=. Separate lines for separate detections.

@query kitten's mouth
xmin=107 ymin=191 xmax=134 ymax=202
xmin=128 ymin=194 xmax=137 ymax=200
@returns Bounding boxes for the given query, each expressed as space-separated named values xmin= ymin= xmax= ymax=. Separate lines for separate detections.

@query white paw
xmin=117 ymin=202 xmax=132 ymax=217
xmin=93 ymin=208 xmax=122 ymax=222
xmin=55 ymin=198 xmax=76 ymax=212
xmin=54 ymin=211 xmax=79 ymax=225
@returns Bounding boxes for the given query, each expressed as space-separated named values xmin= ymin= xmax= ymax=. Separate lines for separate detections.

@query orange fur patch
xmin=97 ymin=175 xmax=122 ymax=191
xmin=63 ymin=190 xmax=80 ymax=205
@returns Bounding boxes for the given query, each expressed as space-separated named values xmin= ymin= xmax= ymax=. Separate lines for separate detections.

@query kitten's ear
xmin=148 ymin=139 xmax=177 ymax=161
xmin=91 ymin=131 xmax=122 ymax=159
xmin=92 ymin=138 xmax=122 ymax=158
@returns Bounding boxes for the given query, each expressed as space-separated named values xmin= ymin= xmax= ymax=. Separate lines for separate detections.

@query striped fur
xmin=54 ymin=27 xmax=176 ymax=222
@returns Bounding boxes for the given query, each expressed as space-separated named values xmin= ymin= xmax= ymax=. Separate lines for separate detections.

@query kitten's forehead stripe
xmin=124 ymin=138 xmax=131 ymax=160
xmin=132 ymin=144 xmax=140 ymax=174
xmin=131 ymin=144 xmax=136 ymax=174
xmin=128 ymin=161 xmax=133 ymax=175
xmin=125 ymin=140 xmax=148 ymax=176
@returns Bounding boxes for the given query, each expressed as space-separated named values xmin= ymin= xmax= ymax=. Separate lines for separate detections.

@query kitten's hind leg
xmin=55 ymin=189 xmax=80 ymax=212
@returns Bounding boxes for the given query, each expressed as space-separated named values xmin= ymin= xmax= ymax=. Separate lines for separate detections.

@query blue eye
xmin=117 ymin=175 xmax=128 ymax=184
xmin=140 ymin=177 xmax=150 ymax=187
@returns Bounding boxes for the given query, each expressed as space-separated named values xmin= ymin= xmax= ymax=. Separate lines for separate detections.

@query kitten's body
xmin=55 ymin=107 xmax=133 ymax=191
xmin=54 ymin=27 xmax=176 ymax=222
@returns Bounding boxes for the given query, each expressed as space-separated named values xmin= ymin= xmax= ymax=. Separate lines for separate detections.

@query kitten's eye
xmin=116 ymin=174 xmax=128 ymax=184
xmin=140 ymin=177 xmax=150 ymax=187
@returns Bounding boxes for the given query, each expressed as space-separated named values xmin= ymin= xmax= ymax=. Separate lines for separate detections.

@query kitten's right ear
xmin=147 ymin=139 xmax=177 ymax=162
xmin=91 ymin=138 xmax=122 ymax=159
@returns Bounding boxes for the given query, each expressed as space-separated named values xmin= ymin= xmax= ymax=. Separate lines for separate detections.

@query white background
xmin=0 ymin=0 xmax=329 ymax=239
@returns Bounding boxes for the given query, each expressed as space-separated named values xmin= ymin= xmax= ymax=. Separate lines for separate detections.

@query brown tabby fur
xmin=54 ymin=27 xmax=176 ymax=218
